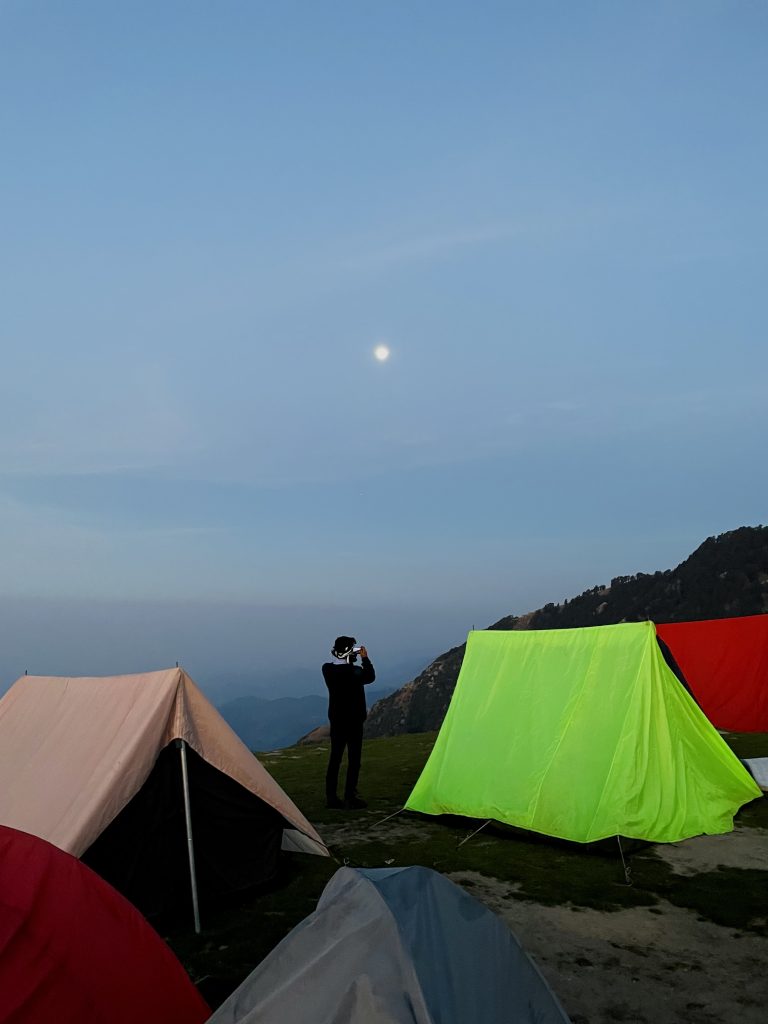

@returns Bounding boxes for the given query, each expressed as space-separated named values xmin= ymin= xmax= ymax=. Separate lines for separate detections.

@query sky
xmin=1 ymin=1 xmax=766 ymax=697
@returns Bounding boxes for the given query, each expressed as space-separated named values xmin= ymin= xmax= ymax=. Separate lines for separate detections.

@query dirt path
xmin=448 ymin=862 xmax=767 ymax=1024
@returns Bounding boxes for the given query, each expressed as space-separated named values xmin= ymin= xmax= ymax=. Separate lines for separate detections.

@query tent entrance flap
xmin=81 ymin=743 xmax=286 ymax=916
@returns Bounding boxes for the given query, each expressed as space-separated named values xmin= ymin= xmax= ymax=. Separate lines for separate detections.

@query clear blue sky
xmin=1 ymin=1 xmax=766 ymax=694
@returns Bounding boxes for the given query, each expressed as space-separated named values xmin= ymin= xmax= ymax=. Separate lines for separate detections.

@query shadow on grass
xmin=162 ymin=852 xmax=337 ymax=1010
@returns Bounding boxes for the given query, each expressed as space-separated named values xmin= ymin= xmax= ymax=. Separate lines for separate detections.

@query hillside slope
xmin=365 ymin=525 xmax=768 ymax=738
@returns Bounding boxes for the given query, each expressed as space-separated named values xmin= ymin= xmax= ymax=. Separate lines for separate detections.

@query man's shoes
xmin=325 ymin=796 xmax=345 ymax=809
xmin=345 ymin=796 xmax=367 ymax=809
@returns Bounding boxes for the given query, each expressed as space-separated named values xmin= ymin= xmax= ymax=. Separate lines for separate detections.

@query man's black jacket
xmin=322 ymin=657 xmax=375 ymax=724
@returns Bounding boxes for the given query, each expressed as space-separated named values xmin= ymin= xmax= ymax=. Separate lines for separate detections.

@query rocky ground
xmin=449 ymin=826 xmax=768 ymax=1024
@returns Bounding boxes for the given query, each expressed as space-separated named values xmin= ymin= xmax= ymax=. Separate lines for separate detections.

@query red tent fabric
xmin=657 ymin=614 xmax=768 ymax=732
xmin=0 ymin=825 xmax=210 ymax=1024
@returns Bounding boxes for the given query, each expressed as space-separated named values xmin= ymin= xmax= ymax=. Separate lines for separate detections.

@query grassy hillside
xmin=164 ymin=731 xmax=768 ymax=1011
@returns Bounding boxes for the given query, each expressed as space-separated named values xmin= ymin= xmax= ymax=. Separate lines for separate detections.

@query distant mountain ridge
xmin=220 ymin=687 xmax=396 ymax=751
xmin=207 ymin=653 xmax=430 ymax=705
xmin=364 ymin=525 xmax=768 ymax=738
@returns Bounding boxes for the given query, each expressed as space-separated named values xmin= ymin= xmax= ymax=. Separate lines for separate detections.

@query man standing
xmin=322 ymin=636 xmax=375 ymax=809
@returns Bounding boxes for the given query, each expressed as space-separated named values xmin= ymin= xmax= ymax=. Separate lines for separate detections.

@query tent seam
xmin=360 ymin=873 xmax=435 ymax=1024
xmin=580 ymin=623 xmax=653 ymax=842
xmin=526 ymin=629 xmax=606 ymax=828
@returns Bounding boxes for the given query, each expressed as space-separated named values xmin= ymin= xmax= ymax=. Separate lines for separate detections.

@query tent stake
xmin=458 ymin=819 xmax=492 ymax=848
xmin=617 ymin=836 xmax=632 ymax=886
xmin=177 ymin=739 xmax=201 ymax=933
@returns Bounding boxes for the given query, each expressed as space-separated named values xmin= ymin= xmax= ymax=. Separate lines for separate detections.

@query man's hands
xmin=359 ymin=646 xmax=368 ymax=659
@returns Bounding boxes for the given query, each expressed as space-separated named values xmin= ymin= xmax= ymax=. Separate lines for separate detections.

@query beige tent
xmin=0 ymin=668 xmax=328 ymax=922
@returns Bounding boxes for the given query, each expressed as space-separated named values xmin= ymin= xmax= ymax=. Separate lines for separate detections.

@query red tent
xmin=657 ymin=614 xmax=768 ymax=732
xmin=0 ymin=825 xmax=210 ymax=1024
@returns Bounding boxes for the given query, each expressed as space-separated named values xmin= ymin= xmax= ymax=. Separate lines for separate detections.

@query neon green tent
xmin=405 ymin=622 xmax=761 ymax=843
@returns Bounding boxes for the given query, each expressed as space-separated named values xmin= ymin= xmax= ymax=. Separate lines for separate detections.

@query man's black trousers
xmin=326 ymin=719 xmax=363 ymax=800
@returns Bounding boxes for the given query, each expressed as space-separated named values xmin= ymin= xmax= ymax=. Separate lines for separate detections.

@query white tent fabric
xmin=743 ymin=758 xmax=768 ymax=790
xmin=0 ymin=668 xmax=327 ymax=858
xmin=208 ymin=866 xmax=570 ymax=1024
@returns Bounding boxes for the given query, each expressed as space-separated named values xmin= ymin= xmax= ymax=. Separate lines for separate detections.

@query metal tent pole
xmin=177 ymin=738 xmax=201 ymax=933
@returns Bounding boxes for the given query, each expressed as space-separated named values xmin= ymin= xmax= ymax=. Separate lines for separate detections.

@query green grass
xmin=717 ymin=731 xmax=768 ymax=830
xmin=720 ymin=731 xmax=768 ymax=758
xmin=164 ymin=730 xmax=768 ymax=1009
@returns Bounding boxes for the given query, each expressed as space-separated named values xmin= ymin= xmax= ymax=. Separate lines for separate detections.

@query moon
xmin=373 ymin=344 xmax=391 ymax=362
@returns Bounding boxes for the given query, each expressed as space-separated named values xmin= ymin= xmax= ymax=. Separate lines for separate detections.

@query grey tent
xmin=208 ymin=865 xmax=570 ymax=1024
